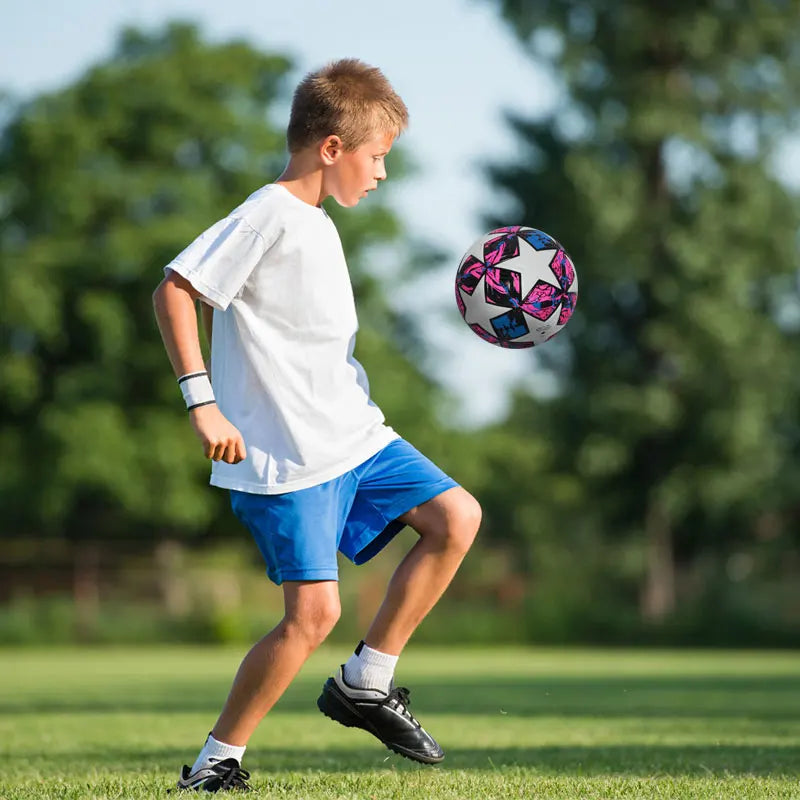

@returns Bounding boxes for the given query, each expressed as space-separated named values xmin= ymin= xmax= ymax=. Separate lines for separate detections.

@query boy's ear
xmin=320 ymin=135 xmax=343 ymax=165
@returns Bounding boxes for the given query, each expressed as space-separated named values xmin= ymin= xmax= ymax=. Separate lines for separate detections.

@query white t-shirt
xmin=165 ymin=183 xmax=398 ymax=494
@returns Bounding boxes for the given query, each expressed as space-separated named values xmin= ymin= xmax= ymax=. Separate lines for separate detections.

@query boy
xmin=153 ymin=58 xmax=481 ymax=792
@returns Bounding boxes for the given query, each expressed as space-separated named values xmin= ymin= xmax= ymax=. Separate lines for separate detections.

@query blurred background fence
xmin=1 ymin=2 xmax=799 ymax=647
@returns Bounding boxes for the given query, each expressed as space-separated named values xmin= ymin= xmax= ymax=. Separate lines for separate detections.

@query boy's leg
xmin=179 ymin=579 xmax=339 ymax=790
xmin=318 ymin=486 xmax=480 ymax=763
xmin=213 ymin=579 xmax=341 ymax=745
xmin=181 ymin=477 xmax=351 ymax=789
xmin=361 ymin=486 xmax=480 ymax=655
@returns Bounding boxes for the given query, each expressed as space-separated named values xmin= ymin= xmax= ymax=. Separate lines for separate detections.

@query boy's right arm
xmin=153 ymin=270 xmax=246 ymax=464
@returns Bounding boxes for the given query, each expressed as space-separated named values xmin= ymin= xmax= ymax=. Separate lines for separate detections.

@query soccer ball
xmin=455 ymin=226 xmax=578 ymax=348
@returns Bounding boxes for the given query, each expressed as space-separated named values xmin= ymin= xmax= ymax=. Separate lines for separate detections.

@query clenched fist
xmin=189 ymin=404 xmax=247 ymax=464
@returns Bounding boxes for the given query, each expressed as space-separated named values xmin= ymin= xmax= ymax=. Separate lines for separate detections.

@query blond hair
xmin=287 ymin=58 xmax=409 ymax=153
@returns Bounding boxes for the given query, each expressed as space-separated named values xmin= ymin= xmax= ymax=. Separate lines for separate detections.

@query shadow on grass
xmin=49 ymin=744 xmax=800 ymax=778
xmin=5 ymin=675 xmax=800 ymax=721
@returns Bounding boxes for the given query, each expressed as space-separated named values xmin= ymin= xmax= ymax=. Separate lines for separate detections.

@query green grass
xmin=1 ymin=645 xmax=799 ymax=798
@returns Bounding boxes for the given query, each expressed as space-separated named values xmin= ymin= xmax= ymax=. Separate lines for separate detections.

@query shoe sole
xmin=317 ymin=680 xmax=444 ymax=765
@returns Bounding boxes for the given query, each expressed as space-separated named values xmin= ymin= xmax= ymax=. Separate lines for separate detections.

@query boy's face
xmin=322 ymin=132 xmax=394 ymax=208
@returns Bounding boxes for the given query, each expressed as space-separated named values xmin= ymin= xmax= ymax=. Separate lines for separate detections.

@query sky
xmin=0 ymin=0 xmax=561 ymax=425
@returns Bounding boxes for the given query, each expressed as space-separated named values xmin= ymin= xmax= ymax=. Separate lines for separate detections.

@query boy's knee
xmin=423 ymin=489 xmax=481 ymax=555
xmin=284 ymin=593 xmax=341 ymax=648
xmin=451 ymin=492 xmax=481 ymax=553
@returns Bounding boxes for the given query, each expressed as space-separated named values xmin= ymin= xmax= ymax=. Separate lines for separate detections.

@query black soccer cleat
xmin=317 ymin=667 xmax=444 ymax=764
xmin=176 ymin=757 xmax=251 ymax=792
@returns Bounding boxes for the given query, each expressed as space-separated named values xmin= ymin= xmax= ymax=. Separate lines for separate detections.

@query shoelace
xmin=216 ymin=762 xmax=251 ymax=791
xmin=381 ymin=686 xmax=418 ymax=725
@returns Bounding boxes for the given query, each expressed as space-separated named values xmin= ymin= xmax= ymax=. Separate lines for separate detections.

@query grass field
xmin=1 ymin=645 xmax=799 ymax=799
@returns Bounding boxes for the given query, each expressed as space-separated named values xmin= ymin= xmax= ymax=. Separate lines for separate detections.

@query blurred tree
xmin=485 ymin=0 xmax=800 ymax=630
xmin=0 ymin=23 xmax=448 ymax=589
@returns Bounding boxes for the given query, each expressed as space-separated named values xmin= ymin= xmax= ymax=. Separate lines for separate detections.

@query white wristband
xmin=178 ymin=371 xmax=216 ymax=411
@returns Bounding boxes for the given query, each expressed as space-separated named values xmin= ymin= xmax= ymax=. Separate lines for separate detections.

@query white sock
xmin=343 ymin=640 xmax=398 ymax=693
xmin=190 ymin=732 xmax=246 ymax=774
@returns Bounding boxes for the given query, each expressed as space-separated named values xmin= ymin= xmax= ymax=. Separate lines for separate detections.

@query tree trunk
xmin=640 ymin=500 xmax=676 ymax=622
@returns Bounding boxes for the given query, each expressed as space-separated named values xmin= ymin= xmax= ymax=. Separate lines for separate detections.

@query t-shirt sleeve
xmin=164 ymin=215 xmax=269 ymax=310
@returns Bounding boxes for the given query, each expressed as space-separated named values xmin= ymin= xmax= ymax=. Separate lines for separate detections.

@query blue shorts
xmin=229 ymin=438 xmax=458 ymax=585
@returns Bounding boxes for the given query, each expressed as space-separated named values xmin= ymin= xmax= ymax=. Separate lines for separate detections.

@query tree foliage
xmin=484 ymin=0 xmax=800 ymax=632
xmin=0 ymin=23 xmax=444 ymax=545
